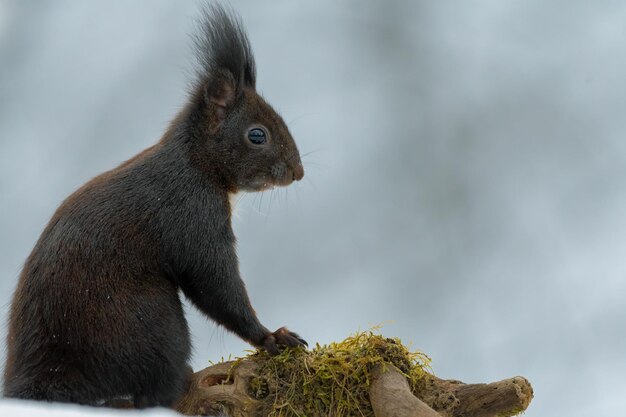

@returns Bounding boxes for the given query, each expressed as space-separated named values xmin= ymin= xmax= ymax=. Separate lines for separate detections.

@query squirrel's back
xmin=3 ymin=139 xmax=201 ymax=404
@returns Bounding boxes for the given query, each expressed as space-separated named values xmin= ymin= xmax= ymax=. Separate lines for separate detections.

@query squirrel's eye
xmin=247 ymin=128 xmax=267 ymax=145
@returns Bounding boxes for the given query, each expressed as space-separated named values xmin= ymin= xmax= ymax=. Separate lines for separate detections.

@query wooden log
xmin=448 ymin=376 xmax=533 ymax=417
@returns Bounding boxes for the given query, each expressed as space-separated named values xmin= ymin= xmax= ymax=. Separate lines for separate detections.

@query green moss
xmin=233 ymin=329 xmax=432 ymax=417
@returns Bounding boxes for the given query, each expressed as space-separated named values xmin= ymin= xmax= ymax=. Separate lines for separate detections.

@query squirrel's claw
xmin=262 ymin=327 xmax=307 ymax=355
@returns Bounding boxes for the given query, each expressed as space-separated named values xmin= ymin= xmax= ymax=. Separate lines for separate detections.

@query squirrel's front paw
xmin=262 ymin=327 xmax=307 ymax=355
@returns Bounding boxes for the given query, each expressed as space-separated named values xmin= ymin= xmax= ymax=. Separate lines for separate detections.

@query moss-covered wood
xmin=174 ymin=331 xmax=533 ymax=417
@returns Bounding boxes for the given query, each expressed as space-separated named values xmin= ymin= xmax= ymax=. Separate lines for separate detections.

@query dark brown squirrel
xmin=3 ymin=4 xmax=306 ymax=408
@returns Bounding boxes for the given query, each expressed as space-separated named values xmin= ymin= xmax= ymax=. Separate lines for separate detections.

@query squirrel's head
xmin=189 ymin=5 xmax=303 ymax=193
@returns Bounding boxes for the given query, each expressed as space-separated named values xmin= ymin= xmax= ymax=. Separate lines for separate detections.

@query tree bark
xmin=174 ymin=360 xmax=533 ymax=417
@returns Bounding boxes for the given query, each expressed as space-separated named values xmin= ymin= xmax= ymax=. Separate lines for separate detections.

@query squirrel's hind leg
xmin=132 ymin=364 xmax=193 ymax=409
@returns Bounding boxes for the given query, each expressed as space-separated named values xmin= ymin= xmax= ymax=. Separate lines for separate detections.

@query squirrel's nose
xmin=292 ymin=161 xmax=304 ymax=181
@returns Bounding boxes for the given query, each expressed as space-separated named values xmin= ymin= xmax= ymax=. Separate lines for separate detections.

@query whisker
xmin=288 ymin=112 xmax=319 ymax=125
xmin=295 ymin=183 xmax=301 ymax=207
xmin=265 ymin=189 xmax=276 ymax=222
xmin=302 ymin=161 xmax=326 ymax=169
xmin=300 ymin=148 xmax=323 ymax=158
xmin=270 ymin=188 xmax=277 ymax=215
xmin=303 ymin=176 xmax=319 ymax=195
xmin=258 ymin=190 xmax=266 ymax=216
xmin=251 ymin=191 xmax=260 ymax=212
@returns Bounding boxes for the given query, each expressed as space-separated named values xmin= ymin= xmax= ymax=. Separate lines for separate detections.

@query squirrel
xmin=3 ymin=4 xmax=306 ymax=408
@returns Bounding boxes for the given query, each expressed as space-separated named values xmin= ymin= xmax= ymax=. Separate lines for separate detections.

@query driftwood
xmin=174 ymin=359 xmax=533 ymax=417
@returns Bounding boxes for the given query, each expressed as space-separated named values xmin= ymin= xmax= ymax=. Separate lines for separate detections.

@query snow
xmin=0 ymin=399 xmax=179 ymax=417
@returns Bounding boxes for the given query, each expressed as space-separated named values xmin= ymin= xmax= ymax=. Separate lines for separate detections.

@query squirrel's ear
xmin=204 ymin=70 xmax=237 ymax=133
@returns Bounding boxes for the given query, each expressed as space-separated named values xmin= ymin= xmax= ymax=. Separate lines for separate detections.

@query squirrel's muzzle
xmin=270 ymin=159 xmax=304 ymax=187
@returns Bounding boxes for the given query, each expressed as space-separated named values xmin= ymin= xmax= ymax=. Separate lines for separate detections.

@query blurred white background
xmin=1 ymin=1 xmax=626 ymax=416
